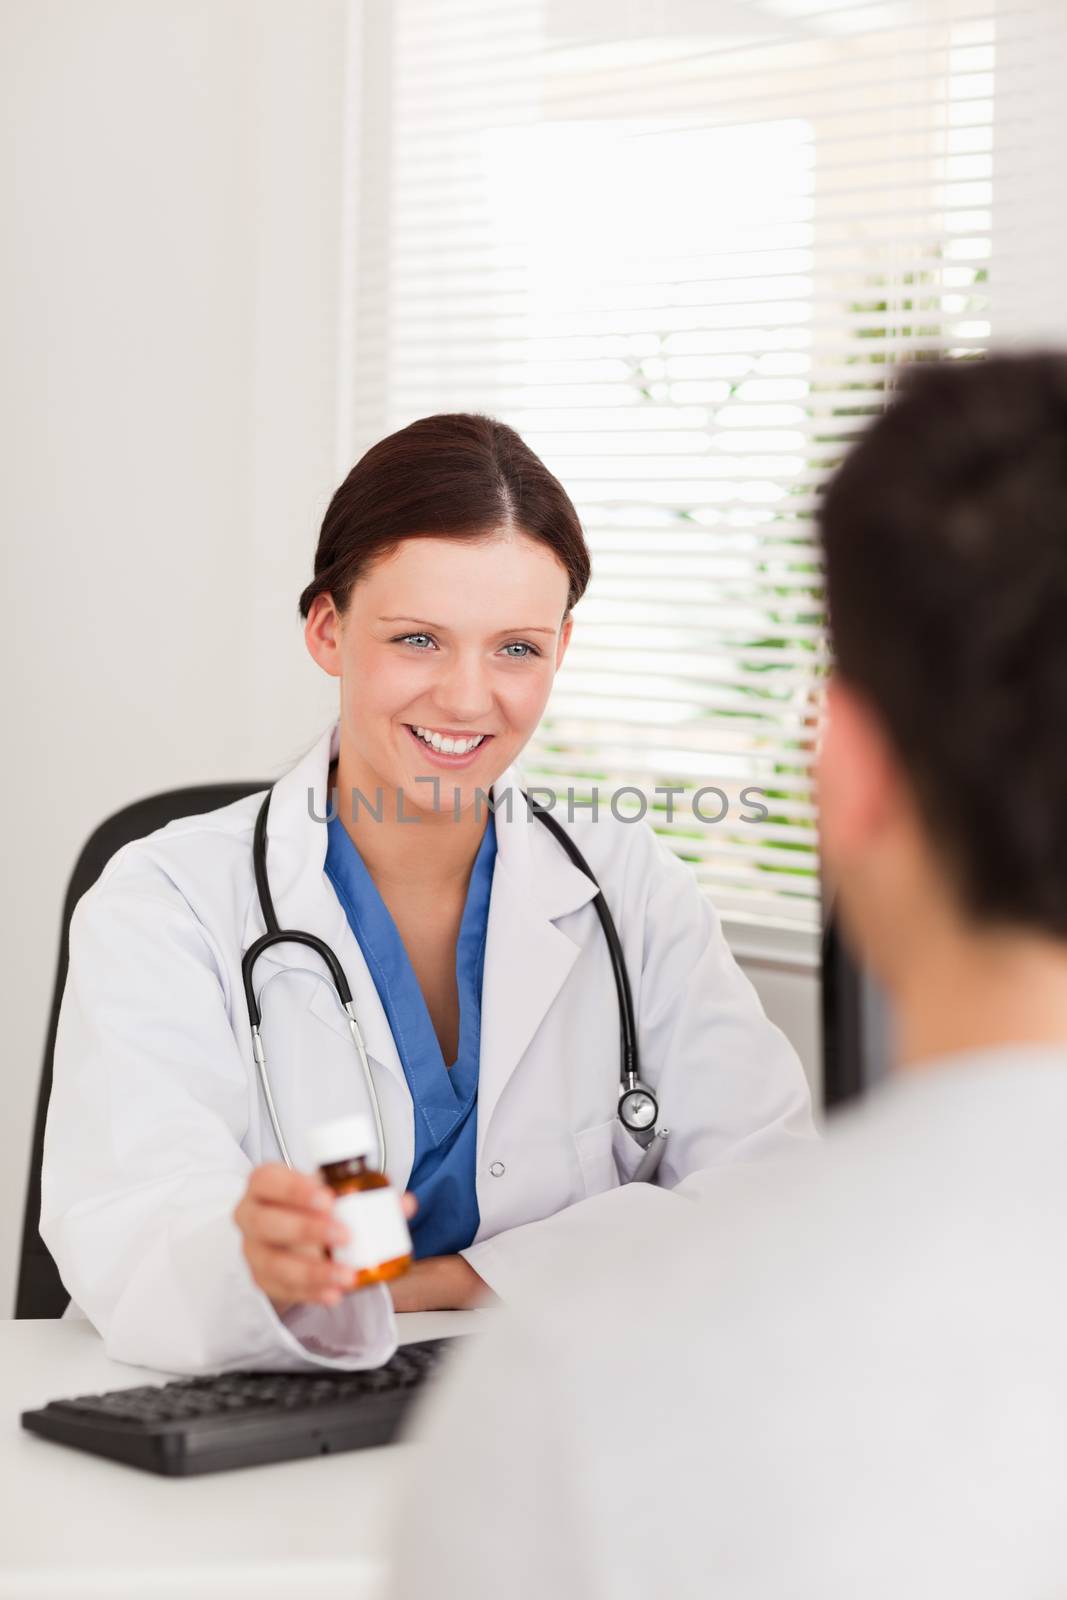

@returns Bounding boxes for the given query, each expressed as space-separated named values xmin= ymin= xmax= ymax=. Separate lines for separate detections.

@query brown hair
xmin=821 ymin=352 xmax=1067 ymax=934
xmin=299 ymin=413 xmax=591 ymax=619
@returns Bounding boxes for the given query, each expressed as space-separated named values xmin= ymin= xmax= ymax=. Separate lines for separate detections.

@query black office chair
xmin=821 ymin=908 xmax=895 ymax=1112
xmin=821 ymin=913 xmax=864 ymax=1110
xmin=15 ymin=782 xmax=268 ymax=1318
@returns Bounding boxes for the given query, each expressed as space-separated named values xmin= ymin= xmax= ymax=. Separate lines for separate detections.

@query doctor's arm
xmin=387 ymin=1249 xmax=491 ymax=1312
xmin=41 ymin=857 xmax=398 ymax=1375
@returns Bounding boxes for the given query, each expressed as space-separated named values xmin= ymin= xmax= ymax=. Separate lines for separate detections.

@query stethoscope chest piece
xmin=618 ymin=1084 xmax=659 ymax=1137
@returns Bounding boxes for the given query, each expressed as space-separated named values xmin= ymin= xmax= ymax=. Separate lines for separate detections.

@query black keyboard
xmin=21 ymin=1336 xmax=466 ymax=1477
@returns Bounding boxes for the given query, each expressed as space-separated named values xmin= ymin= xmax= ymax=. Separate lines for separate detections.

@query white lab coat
xmin=41 ymin=722 xmax=812 ymax=1374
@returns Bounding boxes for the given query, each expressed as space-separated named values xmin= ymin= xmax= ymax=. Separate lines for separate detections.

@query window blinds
xmin=347 ymin=0 xmax=1031 ymax=945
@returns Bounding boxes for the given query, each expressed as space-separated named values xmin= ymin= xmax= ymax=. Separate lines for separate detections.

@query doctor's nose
xmin=433 ymin=651 xmax=495 ymax=725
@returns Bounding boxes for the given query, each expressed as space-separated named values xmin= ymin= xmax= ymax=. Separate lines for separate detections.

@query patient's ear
xmin=817 ymin=674 xmax=901 ymax=875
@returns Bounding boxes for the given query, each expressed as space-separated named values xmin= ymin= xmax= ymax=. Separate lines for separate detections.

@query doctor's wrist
xmin=388 ymin=1254 xmax=492 ymax=1312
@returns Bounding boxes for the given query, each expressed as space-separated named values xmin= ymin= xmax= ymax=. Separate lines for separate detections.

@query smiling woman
xmin=300 ymin=416 xmax=587 ymax=831
xmin=41 ymin=411 xmax=813 ymax=1377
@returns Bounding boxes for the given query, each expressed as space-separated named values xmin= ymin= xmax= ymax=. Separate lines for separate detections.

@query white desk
xmin=1 ymin=1313 xmax=483 ymax=1599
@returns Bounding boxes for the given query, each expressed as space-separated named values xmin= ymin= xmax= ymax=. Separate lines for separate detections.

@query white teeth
xmin=412 ymin=726 xmax=486 ymax=755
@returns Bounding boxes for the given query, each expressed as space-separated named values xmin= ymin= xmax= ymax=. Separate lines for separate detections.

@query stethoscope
xmin=241 ymin=788 xmax=669 ymax=1183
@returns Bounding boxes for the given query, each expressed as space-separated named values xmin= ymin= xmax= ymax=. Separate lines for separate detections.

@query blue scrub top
xmin=324 ymin=813 xmax=497 ymax=1259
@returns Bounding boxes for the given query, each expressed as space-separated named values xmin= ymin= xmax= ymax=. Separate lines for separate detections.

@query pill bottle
xmin=307 ymin=1115 xmax=413 ymax=1290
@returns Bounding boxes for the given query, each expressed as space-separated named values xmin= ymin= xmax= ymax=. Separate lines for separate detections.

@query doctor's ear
xmin=304 ymin=593 xmax=345 ymax=679
xmin=554 ymin=613 xmax=573 ymax=670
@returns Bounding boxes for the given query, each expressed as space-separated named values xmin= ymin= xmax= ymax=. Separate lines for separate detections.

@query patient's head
xmin=817 ymin=352 xmax=1067 ymax=976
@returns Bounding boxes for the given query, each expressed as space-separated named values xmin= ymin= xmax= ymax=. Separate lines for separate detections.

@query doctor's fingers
xmin=243 ymin=1163 xmax=334 ymax=1212
xmin=245 ymin=1165 xmax=417 ymax=1219
xmin=234 ymin=1164 xmax=337 ymax=1246
xmin=248 ymin=1243 xmax=354 ymax=1306
xmin=244 ymin=1202 xmax=350 ymax=1252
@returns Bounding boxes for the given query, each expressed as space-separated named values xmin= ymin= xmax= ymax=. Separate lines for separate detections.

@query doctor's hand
xmin=388 ymin=1254 xmax=494 ymax=1313
xmin=234 ymin=1163 xmax=417 ymax=1316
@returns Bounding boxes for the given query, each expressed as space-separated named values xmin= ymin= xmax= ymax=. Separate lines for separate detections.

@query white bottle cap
xmin=306 ymin=1114 xmax=376 ymax=1170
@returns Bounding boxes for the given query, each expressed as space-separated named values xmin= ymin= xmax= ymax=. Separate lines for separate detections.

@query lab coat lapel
xmin=477 ymin=776 xmax=599 ymax=1150
xmin=240 ymin=723 xmax=405 ymax=1089
xmin=242 ymin=739 xmax=601 ymax=1133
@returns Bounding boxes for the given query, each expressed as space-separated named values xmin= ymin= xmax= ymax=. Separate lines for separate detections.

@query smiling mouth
xmin=405 ymin=724 xmax=492 ymax=756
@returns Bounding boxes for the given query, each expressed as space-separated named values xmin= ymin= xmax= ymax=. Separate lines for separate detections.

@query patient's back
xmin=590 ymin=1048 xmax=1067 ymax=1596
xmin=400 ymin=1045 xmax=1067 ymax=1600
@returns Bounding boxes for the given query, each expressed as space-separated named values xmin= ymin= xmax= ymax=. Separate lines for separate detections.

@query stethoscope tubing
xmin=242 ymin=787 xmax=662 ymax=1180
xmin=244 ymin=797 xmax=388 ymax=1171
xmin=526 ymin=800 xmax=640 ymax=1088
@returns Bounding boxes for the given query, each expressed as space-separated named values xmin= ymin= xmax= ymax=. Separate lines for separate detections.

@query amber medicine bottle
xmin=308 ymin=1115 xmax=412 ymax=1290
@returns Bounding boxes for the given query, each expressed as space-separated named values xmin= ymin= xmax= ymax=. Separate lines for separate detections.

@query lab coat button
xmin=488 ymin=1161 xmax=506 ymax=1177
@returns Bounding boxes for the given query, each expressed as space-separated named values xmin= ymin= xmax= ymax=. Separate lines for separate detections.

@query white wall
xmin=0 ymin=0 xmax=349 ymax=1313
xmin=738 ymin=951 xmax=820 ymax=1115
xmin=0 ymin=0 xmax=822 ymax=1314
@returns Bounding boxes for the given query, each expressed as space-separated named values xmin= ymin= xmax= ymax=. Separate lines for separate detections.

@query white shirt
xmin=394 ymin=1047 xmax=1067 ymax=1599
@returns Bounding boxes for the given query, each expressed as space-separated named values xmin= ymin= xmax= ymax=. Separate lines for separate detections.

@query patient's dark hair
xmin=820 ymin=351 xmax=1067 ymax=934
xmin=300 ymin=412 xmax=590 ymax=618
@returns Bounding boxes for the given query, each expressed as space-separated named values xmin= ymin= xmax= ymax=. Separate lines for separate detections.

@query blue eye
xmin=501 ymin=641 xmax=540 ymax=659
xmin=396 ymin=633 xmax=436 ymax=650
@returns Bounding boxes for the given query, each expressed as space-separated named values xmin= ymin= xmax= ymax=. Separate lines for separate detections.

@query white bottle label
xmin=333 ymin=1188 xmax=412 ymax=1273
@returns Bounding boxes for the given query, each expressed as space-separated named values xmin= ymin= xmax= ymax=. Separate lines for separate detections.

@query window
xmin=346 ymin=0 xmax=1037 ymax=953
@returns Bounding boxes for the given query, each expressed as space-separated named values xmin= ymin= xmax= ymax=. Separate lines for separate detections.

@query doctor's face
xmin=307 ymin=529 xmax=572 ymax=818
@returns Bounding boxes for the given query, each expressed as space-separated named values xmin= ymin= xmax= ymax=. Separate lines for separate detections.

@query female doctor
xmin=42 ymin=412 xmax=812 ymax=1375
